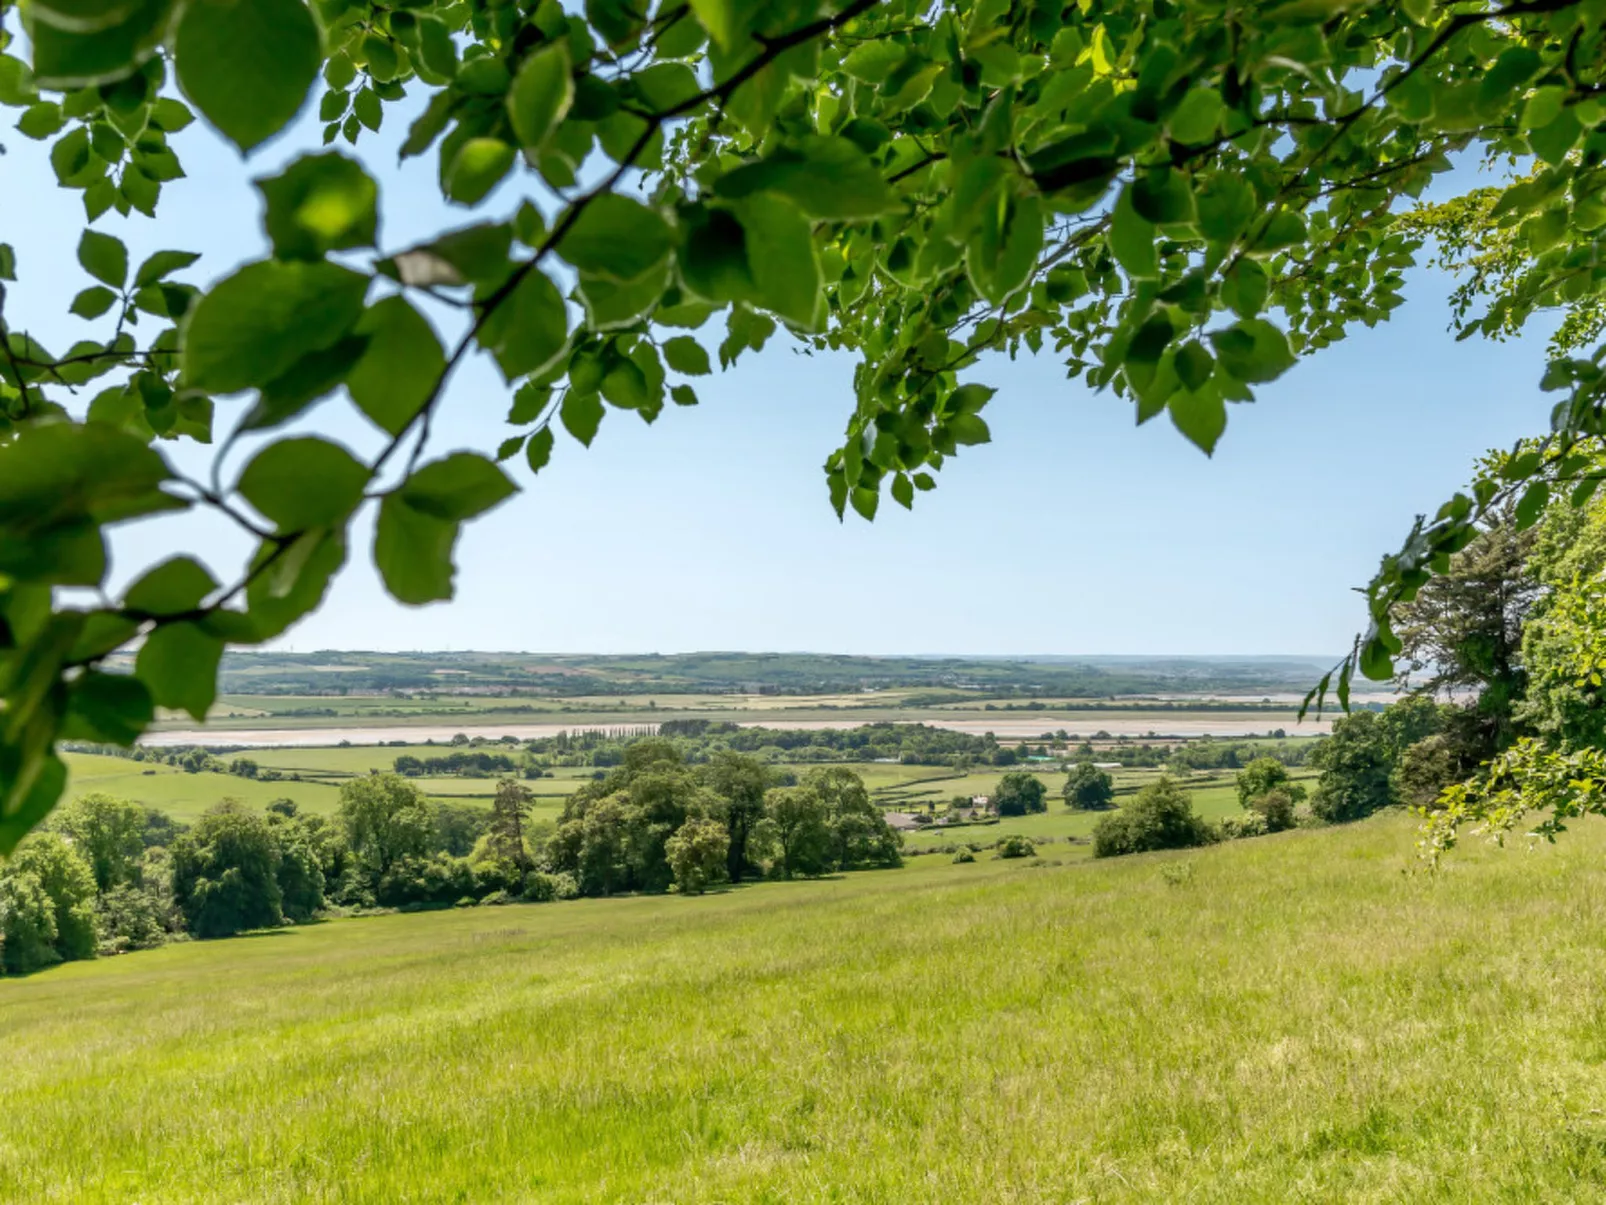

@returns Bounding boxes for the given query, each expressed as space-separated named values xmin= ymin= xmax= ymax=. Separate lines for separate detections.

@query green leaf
xmin=63 ymin=671 xmax=153 ymax=746
xmin=1197 ymin=175 xmax=1255 ymax=244
xmin=508 ymin=382 xmax=551 ymax=424
xmin=17 ymin=102 xmax=64 ymax=139
xmin=397 ymin=453 xmax=516 ymax=522
xmin=29 ymin=0 xmax=173 ymax=90
xmin=0 ymin=421 xmax=177 ymax=539
xmin=237 ymin=437 xmax=370 ymax=531
xmin=891 ymin=472 xmax=914 ymax=509
xmin=561 ymin=390 xmax=604 ymax=446
xmin=353 ymin=85 xmax=381 ymax=131
xmin=1529 ymin=108 xmax=1582 ymax=167
xmin=577 ymin=264 xmax=670 ymax=330
xmin=124 ymin=555 xmax=217 ymax=616
xmin=242 ymin=528 xmax=345 ymax=641
xmin=1174 ymin=341 xmax=1214 ymax=391
xmin=174 ymin=0 xmax=321 ymax=152
xmin=258 ymin=152 xmax=379 ymax=260
xmin=734 ymin=194 xmax=822 ymax=330
xmin=477 ymin=267 xmax=569 ymax=381
xmin=525 ymin=426 xmax=555 ymax=473
xmin=373 ymin=494 xmax=458 ymax=605
xmin=1208 ymin=319 xmax=1295 ymax=384
xmin=948 ymin=413 xmax=991 ymax=446
xmin=135 ymin=620 xmax=222 ymax=720
xmin=1251 ymin=210 xmax=1307 ymax=255
xmin=967 ymin=191 xmax=1043 ymax=305
xmin=1220 ymin=259 xmax=1268 ymax=319
xmin=386 ymin=224 xmax=512 ymax=287
xmin=663 ymin=336 xmax=711 ymax=376
xmin=346 ymin=297 xmax=445 ymax=435
xmin=78 ymin=229 xmax=127 ymax=288
xmin=671 ymin=384 xmax=698 ymax=406
xmin=70 ymin=285 xmax=119 ymax=319
xmin=361 ymin=33 xmax=398 ymax=82
xmin=418 ymin=18 xmax=458 ymax=78
xmin=1359 ymin=637 xmax=1393 ymax=682
xmin=715 ymin=136 xmax=900 ymax=220
xmin=508 ymin=41 xmax=573 ymax=153
xmin=1109 ymin=187 xmax=1158 ymax=279
xmin=1131 ymin=169 xmax=1195 ymax=225
xmin=1168 ymin=386 xmax=1226 ymax=455
xmin=689 ymin=0 xmax=756 ymax=50
xmin=1168 ymin=88 xmax=1223 ymax=145
xmin=0 ymin=753 xmax=68 ymax=857
xmin=1515 ymin=479 xmax=1551 ymax=529
xmin=601 ymin=354 xmax=651 ymax=410
xmin=556 ymin=194 xmax=673 ymax=282
xmin=133 ymin=249 xmax=200 ymax=288
xmin=49 ymin=127 xmax=92 ymax=185
xmin=445 ymin=137 xmax=516 ymax=205
xmin=242 ymin=335 xmax=371 ymax=431
xmin=183 ymin=260 xmax=369 ymax=393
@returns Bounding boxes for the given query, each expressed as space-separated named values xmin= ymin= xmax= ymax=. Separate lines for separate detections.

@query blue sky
xmin=3 ymin=87 xmax=1556 ymax=658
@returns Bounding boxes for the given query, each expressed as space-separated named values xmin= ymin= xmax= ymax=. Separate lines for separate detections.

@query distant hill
xmin=204 ymin=651 xmax=1360 ymax=699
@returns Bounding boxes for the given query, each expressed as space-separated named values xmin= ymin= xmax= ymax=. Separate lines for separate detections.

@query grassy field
xmin=62 ymin=753 xmax=345 ymax=821
xmin=4 ymin=814 xmax=1606 ymax=1202
xmin=64 ymin=744 xmax=1296 ymax=843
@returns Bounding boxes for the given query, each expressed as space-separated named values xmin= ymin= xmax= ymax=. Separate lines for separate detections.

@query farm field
xmin=61 ymin=753 xmax=345 ymax=822
xmin=64 ymin=740 xmax=1297 ymax=842
xmin=147 ymin=697 xmax=1331 ymax=743
xmin=4 ymin=814 xmax=1606 ymax=1202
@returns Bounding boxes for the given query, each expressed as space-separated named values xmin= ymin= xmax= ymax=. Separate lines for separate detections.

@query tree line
xmin=0 ymin=745 xmax=899 ymax=975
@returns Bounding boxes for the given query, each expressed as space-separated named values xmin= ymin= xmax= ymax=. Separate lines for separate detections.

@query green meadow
xmin=61 ymin=753 xmax=345 ymax=821
xmin=4 ymin=814 xmax=1606 ymax=1202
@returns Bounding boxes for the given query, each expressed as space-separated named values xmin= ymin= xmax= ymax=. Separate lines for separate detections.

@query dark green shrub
xmin=1093 ymin=779 xmax=1215 ymax=859
xmin=520 ymin=871 xmax=578 ymax=903
xmin=376 ymin=855 xmax=475 ymax=909
xmin=995 ymin=834 xmax=1036 ymax=859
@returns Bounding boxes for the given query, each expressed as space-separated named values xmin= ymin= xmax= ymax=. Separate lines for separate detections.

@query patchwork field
xmin=4 ymin=814 xmax=1605 ymax=1202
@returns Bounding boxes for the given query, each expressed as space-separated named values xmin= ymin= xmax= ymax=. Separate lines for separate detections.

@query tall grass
xmin=4 ymin=814 xmax=1606 ymax=1202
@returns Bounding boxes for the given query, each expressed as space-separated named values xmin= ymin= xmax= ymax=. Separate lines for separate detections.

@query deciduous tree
xmin=1063 ymin=762 xmax=1114 ymax=811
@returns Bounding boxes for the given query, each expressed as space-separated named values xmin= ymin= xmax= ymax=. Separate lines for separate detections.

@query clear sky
xmin=4 ymin=86 xmax=1556 ymax=659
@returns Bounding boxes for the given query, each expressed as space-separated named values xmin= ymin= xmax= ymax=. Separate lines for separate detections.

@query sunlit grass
xmin=5 ymin=814 xmax=1606 ymax=1202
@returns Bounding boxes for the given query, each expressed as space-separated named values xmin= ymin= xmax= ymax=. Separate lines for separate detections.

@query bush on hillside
xmin=996 ymin=835 xmax=1036 ymax=859
xmin=1248 ymin=788 xmax=1297 ymax=833
xmin=1092 ymin=779 xmax=1215 ymax=859
xmin=376 ymin=855 xmax=476 ymax=910
xmin=952 ymin=848 xmax=976 ymax=864
xmin=520 ymin=871 xmax=578 ymax=903
xmin=1217 ymin=811 xmax=1269 ymax=841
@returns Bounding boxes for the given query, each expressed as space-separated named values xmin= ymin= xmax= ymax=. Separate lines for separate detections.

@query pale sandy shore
xmin=141 ymin=712 xmax=1332 ymax=748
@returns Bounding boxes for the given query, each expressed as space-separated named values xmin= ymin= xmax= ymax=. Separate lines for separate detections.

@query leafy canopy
xmin=3 ymin=0 xmax=1606 ymax=850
